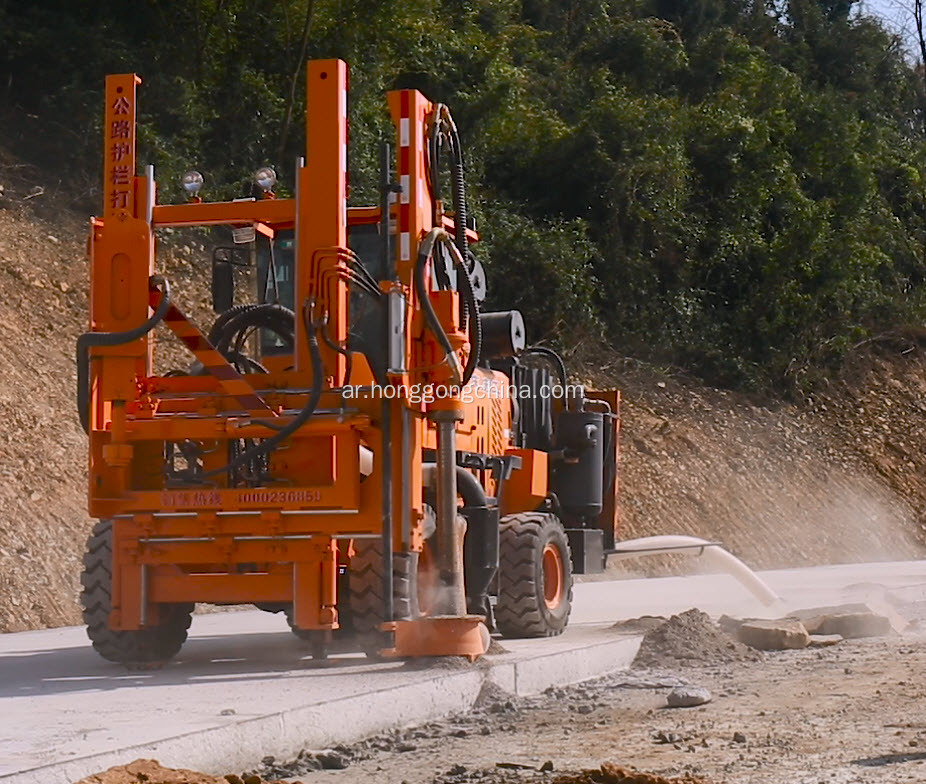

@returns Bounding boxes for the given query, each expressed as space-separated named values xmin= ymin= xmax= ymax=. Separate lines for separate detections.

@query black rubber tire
xmin=349 ymin=540 xmax=418 ymax=656
xmin=80 ymin=519 xmax=193 ymax=667
xmin=283 ymin=606 xmax=315 ymax=641
xmin=495 ymin=512 xmax=573 ymax=638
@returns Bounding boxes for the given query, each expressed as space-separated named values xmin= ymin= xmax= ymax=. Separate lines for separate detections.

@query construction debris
xmin=814 ymin=612 xmax=893 ymax=639
xmin=75 ymin=760 xmax=288 ymax=784
xmin=736 ymin=619 xmax=810 ymax=650
xmin=554 ymin=762 xmax=712 ymax=784
xmin=632 ymin=609 xmax=759 ymax=668
xmin=808 ymin=634 xmax=843 ymax=647
xmin=665 ymin=686 xmax=712 ymax=708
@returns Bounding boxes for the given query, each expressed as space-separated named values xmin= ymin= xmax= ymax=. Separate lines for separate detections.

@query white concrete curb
xmin=4 ymin=633 xmax=641 ymax=784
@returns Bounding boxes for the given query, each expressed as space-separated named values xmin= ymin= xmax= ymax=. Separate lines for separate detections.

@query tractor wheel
xmin=283 ymin=608 xmax=331 ymax=659
xmin=495 ymin=512 xmax=573 ymax=638
xmin=348 ymin=540 xmax=418 ymax=657
xmin=80 ymin=519 xmax=193 ymax=668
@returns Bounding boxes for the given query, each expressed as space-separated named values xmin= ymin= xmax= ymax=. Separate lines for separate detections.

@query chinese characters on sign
xmin=104 ymin=81 xmax=136 ymax=218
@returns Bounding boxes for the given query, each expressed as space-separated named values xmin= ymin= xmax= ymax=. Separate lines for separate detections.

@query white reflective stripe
xmin=401 ymin=174 xmax=410 ymax=204
xmin=400 ymin=232 xmax=410 ymax=261
xmin=400 ymin=118 xmax=410 ymax=147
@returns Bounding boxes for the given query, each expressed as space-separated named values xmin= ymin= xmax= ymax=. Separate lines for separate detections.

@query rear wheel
xmin=495 ymin=512 xmax=572 ymax=638
xmin=80 ymin=519 xmax=193 ymax=667
xmin=348 ymin=540 xmax=418 ymax=656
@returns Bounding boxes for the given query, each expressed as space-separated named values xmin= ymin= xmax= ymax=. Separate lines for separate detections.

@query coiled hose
xmin=210 ymin=303 xmax=295 ymax=359
xmin=76 ymin=275 xmax=171 ymax=433
xmin=199 ymin=300 xmax=323 ymax=479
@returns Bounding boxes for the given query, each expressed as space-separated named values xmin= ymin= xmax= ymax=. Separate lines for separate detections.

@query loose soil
xmin=79 ymin=627 xmax=926 ymax=784
xmin=242 ymin=633 xmax=926 ymax=784
xmin=631 ymin=609 xmax=759 ymax=668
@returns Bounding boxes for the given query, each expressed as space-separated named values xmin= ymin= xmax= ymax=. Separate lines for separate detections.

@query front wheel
xmin=80 ymin=519 xmax=193 ymax=667
xmin=495 ymin=512 xmax=573 ymax=638
xmin=348 ymin=540 xmax=419 ymax=657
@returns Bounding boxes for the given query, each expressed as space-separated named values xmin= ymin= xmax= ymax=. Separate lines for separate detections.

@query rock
xmin=817 ymin=612 xmax=893 ymax=639
xmin=790 ymin=603 xmax=875 ymax=634
xmin=718 ymin=615 xmax=745 ymax=635
xmin=653 ymin=730 xmax=682 ymax=744
xmin=540 ymin=761 xmax=554 ymax=772
xmin=737 ymin=619 xmax=810 ymax=650
xmin=808 ymin=634 xmax=843 ymax=647
xmin=576 ymin=704 xmax=594 ymax=714
xmin=396 ymin=742 xmax=416 ymax=752
xmin=666 ymin=686 xmax=712 ymax=708
xmin=315 ymin=750 xmax=350 ymax=770
xmin=733 ymin=732 xmax=747 ymax=743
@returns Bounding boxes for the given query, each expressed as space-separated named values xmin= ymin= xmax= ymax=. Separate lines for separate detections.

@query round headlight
xmin=254 ymin=166 xmax=277 ymax=192
xmin=181 ymin=170 xmax=204 ymax=195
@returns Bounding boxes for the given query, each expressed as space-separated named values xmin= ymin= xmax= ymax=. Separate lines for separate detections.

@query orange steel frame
xmin=88 ymin=61 xmax=620 ymax=636
xmin=86 ymin=61 xmax=533 ymax=634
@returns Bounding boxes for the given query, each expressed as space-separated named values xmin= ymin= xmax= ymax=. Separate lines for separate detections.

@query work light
xmin=181 ymin=170 xmax=204 ymax=195
xmin=254 ymin=167 xmax=277 ymax=192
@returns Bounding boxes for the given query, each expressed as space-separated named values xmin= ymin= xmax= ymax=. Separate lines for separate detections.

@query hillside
xmin=1 ymin=179 xmax=925 ymax=632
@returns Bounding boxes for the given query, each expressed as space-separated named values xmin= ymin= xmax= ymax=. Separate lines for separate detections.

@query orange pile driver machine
xmin=79 ymin=60 xmax=620 ymax=665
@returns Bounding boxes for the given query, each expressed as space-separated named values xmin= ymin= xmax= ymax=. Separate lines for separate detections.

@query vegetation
xmin=2 ymin=0 xmax=925 ymax=392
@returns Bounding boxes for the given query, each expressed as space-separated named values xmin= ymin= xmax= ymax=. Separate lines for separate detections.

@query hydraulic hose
xmin=199 ymin=300 xmax=323 ymax=479
xmin=212 ymin=303 xmax=295 ymax=357
xmin=522 ymin=346 xmax=568 ymax=393
xmin=454 ymin=243 xmax=481 ymax=384
xmin=427 ymin=106 xmax=469 ymax=264
xmin=414 ymin=228 xmax=483 ymax=385
xmin=448 ymin=125 xmax=468 ymax=261
xmin=76 ymin=275 xmax=171 ymax=433
xmin=421 ymin=463 xmax=488 ymax=508
xmin=207 ymin=303 xmax=259 ymax=344
xmin=415 ymin=229 xmax=463 ymax=385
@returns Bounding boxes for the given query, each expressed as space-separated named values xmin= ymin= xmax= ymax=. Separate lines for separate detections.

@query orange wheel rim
xmin=542 ymin=543 xmax=564 ymax=610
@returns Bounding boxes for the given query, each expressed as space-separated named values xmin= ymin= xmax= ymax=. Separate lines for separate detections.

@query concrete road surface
xmin=2 ymin=559 xmax=925 ymax=784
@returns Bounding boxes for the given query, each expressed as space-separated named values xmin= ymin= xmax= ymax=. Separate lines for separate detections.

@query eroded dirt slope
xmin=607 ymin=351 xmax=926 ymax=574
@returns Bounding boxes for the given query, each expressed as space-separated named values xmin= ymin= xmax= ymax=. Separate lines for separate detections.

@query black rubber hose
xmin=427 ymin=105 xmax=443 ymax=205
xmin=212 ymin=304 xmax=295 ymax=357
xmin=421 ymin=463 xmax=488 ymax=508
xmin=414 ymin=231 xmax=457 ymax=362
xmin=318 ymin=322 xmax=353 ymax=386
xmin=522 ymin=346 xmax=568 ymax=392
xmin=208 ymin=304 xmax=259 ymax=344
xmin=449 ymin=127 xmax=468 ymax=262
xmin=452 ymin=243 xmax=481 ymax=385
xmin=199 ymin=301 xmax=324 ymax=479
xmin=77 ymin=275 xmax=171 ymax=433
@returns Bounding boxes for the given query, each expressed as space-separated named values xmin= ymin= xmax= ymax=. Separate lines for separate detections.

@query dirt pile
xmin=74 ymin=759 xmax=287 ymax=784
xmin=553 ymin=763 xmax=712 ymax=784
xmin=632 ymin=609 xmax=759 ymax=668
